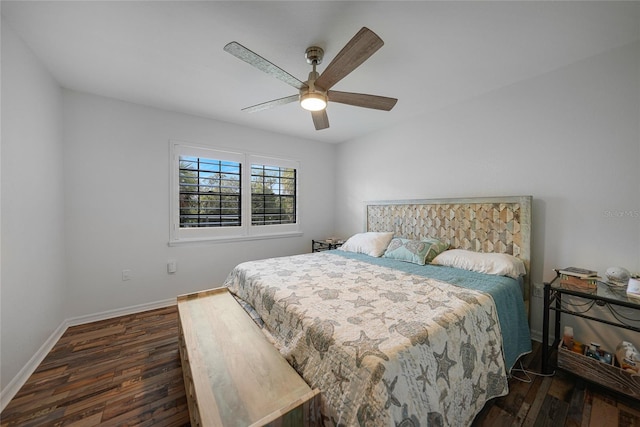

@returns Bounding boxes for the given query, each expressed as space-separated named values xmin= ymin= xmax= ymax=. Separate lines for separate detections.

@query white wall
xmin=1 ymin=22 xmax=66 ymax=391
xmin=1 ymin=19 xmax=335 ymax=398
xmin=62 ymin=91 xmax=336 ymax=318
xmin=2 ymin=9 xmax=638 ymax=403
xmin=335 ymin=41 xmax=640 ymax=344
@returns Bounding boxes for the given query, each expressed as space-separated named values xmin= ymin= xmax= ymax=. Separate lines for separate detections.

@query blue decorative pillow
xmin=383 ymin=237 xmax=448 ymax=265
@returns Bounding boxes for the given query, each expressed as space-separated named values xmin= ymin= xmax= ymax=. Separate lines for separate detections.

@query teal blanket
xmin=332 ymin=250 xmax=532 ymax=371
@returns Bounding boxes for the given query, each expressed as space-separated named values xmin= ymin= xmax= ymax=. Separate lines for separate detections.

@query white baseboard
xmin=0 ymin=298 xmax=176 ymax=412
xmin=530 ymin=329 xmax=543 ymax=343
xmin=65 ymin=298 xmax=176 ymax=327
xmin=0 ymin=320 xmax=68 ymax=412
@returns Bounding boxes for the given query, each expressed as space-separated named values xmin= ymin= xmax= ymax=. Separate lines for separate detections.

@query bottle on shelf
xmin=563 ymin=326 xmax=574 ymax=349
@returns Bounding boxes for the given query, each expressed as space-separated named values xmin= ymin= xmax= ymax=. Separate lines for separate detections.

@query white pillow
xmin=339 ymin=232 xmax=394 ymax=257
xmin=431 ymin=249 xmax=526 ymax=279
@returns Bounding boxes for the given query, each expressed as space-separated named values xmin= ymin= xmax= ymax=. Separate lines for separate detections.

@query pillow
xmin=338 ymin=232 xmax=394 ymax=257
xmin=431 ymin=249 xmax=526 ymax=279
xmin=383 ymin=237 xmax=449 ymax=265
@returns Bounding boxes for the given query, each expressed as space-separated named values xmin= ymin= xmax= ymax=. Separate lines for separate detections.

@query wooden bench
xmin=177 ymin=287 xmax=320 ymax=426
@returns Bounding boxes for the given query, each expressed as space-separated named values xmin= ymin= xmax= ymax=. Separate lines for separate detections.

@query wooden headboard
xmin=366 ymin=196 xmax=532 ymax=298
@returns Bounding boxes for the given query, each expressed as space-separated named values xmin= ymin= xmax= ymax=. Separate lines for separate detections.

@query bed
xmin=223 ymin=196 xmax=532 ymax=426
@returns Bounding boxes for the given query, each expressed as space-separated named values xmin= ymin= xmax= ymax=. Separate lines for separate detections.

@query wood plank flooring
xmin=473 ymin=342 xmax=640 ymax=427
xmin=2 ymin=305 xmax=638 ymax=426
xmin=1 ymin=306 xmax=189 ymax=427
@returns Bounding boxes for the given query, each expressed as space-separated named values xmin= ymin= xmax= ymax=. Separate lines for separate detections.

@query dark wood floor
xmin=0 ymin=306 xmax=189 ymax=427
xmin=1 ymin=305 xmax=638 ymax=426
xmin=472 ymin=342 xmax=640 ymax=427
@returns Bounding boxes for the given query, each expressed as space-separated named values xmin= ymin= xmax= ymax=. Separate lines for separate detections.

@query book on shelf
xmin=559 ymin=274 xmax=598 ymax=292
xmin=627 ymin=278 xmax=640 ymax=302
xmin=557 ymin=266 xmax=599 ymax=279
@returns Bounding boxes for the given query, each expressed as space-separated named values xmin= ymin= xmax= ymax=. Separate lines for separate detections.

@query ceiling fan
xmin=223 ymin=27 xmax=398 ymax=131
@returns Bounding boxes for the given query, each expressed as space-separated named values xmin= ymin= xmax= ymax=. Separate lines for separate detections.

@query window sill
xmin=168 ymin=231 xmax=304 ymax=247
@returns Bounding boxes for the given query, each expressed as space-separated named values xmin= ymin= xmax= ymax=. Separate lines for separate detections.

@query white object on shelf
xmin=563 ymin=326 xmax=574 ymax=348
xmin=606 ymin=266 xmax=631 ymax=286
xmin=627 ymin=277 xmax=640 ymax=300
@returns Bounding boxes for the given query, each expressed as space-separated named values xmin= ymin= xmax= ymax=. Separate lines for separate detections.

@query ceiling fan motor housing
xmin=305 ymin=46 xmax=324 ymax=65
xmin=301 ymin=46 xmax=327 ymax=111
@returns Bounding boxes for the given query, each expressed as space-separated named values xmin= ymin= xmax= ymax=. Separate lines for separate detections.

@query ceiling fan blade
xmin=314 ymin=27 xmax=384 ymax=91
xmin=311 ymin=110 xmax=329 ymax=130
xmin=224 ymin=42 xmax=307 ymax=90
xmin=328 ymin=91 xmax=397 ymax=111
xmin=241 ymin=94 xmax=299 ymax=113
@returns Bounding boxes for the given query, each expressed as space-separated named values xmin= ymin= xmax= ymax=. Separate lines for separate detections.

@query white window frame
xmin=247 ymin=154 xmax=300 ymax=237
xmin=169 ymin=141 xmax=301 ymax=245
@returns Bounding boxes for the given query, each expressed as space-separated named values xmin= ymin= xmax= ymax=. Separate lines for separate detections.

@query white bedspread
xmin=224 ymin=252 xmax=509 ymax=426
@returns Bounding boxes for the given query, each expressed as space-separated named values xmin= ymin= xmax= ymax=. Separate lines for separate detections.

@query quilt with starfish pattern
xmin=225 ymin=251 xmax=512 ymax=426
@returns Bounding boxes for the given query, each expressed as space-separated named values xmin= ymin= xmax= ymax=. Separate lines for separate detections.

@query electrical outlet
xmin=532 ymin=283 xmax=544 ymax=298
xmin=122 ymin=269 xmax=131 ymax=281
xmin=167 ymin=260 xmax=177 ymax=274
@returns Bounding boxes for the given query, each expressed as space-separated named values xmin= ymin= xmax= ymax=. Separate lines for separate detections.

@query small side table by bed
xmin=541 ymin=272 xmax=640 ymax=400
xmin=312 ymin=239 xmax=343 ymax=253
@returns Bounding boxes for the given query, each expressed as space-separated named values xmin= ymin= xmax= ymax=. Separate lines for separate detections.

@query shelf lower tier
xmin=557 ymin=344 xmax=640 ymax=400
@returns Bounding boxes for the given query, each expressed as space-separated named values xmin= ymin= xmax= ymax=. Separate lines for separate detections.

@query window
xmin=251 ymin=164 xmax=296 ymax=226
xmin=170 ymin=142 xmax=300 ymax=244
xmin=179 ymin=157 xmax=242 ymax=228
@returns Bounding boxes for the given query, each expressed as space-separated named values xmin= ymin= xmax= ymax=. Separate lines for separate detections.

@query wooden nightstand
xmin=312 ymin=239 xmax=343 ymax=253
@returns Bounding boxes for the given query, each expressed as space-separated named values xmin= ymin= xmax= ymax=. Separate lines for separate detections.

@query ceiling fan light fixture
xmin=224 ymin=28 xmax=396 ymax=130
xmin=300 ymin=91 xmax=327 ymax=111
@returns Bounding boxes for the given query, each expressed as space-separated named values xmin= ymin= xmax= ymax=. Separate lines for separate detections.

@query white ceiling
xmin=2 ymin=1 xmax=639 ymax=144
